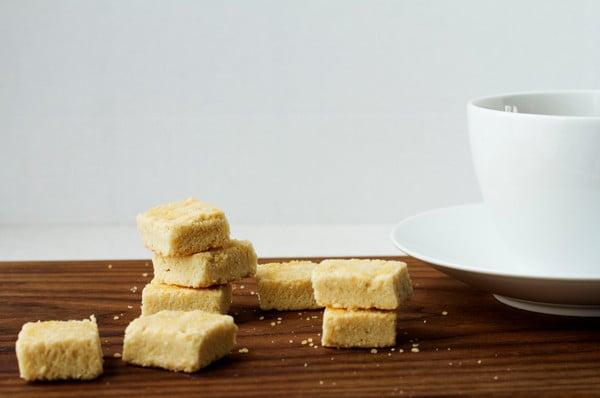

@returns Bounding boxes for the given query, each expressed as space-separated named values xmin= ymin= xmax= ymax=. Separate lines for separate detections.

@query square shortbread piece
xmin=122 ymin=310 xmax=237 ymax=373
xmin=321 ymin=307 xmax=397 ymax=348
xmin=141 ymin=281 xmax=232 ymax=315
xmin=16 ymin=315 xmax=103 ymax=381
xmin=153 ymin=239 xmax=257 ymax=288
xmin=256 ymin=261 xmax=322 ymax=310
xmin=137 ymin=198 xmax=230 ymax=256
xmin=312 ymin=259 xmax=413 ymax=310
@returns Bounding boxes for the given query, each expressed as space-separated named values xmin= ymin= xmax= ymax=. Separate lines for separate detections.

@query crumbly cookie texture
xmin=256 ymin=261 xmax=322 ymax=310
xmin=15 ymin=315 xmax=103 ymax=381
xmin=122 ymin=310 xmax=237 ymax=373
xmin=152 ymin=239 xmax=257 ymax=288
xmin=321 ymin=307 xmax=397 ymax=348
xmin=141 ymin=281 xmax=232 ymax=315
xmin=312 ymin=259 xmax=413 ymax=310
xmin=136 ymin=198 xmax=230 ymax=256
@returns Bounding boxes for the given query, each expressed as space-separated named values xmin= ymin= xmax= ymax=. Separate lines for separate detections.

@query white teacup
xmin=468 ymin=91 xmax=600 ymax=275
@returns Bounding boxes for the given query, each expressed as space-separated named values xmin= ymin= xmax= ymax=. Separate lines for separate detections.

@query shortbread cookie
xmin=153 ymin=240 xmax=257 ymax=288
xmin=122 ymin=310 xmax=237 ymax=373
xmin=137 ymin=198 xmax=230 ymax=256
xmin=312 ymin=259 xmax=412 ymax=310
xmin=321 ymin=307 xmax=396 ymax=348
xmin=256 ymin=261 xmax=322 ymax=310
xmin=16 ymin=316 xmax=103 ymax=381
xmin=141 ymin=281 xmax=232 ymax=315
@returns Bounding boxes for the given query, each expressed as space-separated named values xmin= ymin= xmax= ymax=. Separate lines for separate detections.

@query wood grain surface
xmin=1 ymin=257 xmax=599 ymax=397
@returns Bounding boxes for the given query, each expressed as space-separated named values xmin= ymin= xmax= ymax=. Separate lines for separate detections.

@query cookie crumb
xmin=142 ymin=272 xmax=148 ymax=277
xmin=442 ymin=311 xmax=448 ymax=316
xmin=270 ymin=322 xmax=276 ymax=326
xmin=301 ymin=340 xmax=308 ymax=345
xmin=113 ymin=315 xmax=119 ymax=320
xmin=259 ymin=316 xmax=264 ymax=320
xmin=107 ymin=264 xmax=113 ymax=269
xmin=113 ymin=353 xmax=121 ymax=358
xmin=411 ymin=347 xmax=420 ymax=353
xmin=370 ymin=349 xmax=378 ymax=354
xmin=238 ymin=348 xmax=249 ymax=353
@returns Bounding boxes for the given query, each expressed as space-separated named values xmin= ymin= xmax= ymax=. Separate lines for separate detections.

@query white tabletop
xmin=0 ymin=224 xmax=403 ymax=261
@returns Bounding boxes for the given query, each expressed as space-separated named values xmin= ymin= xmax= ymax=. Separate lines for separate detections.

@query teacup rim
xmin=468 ymin=89 xmax=600 ymax=120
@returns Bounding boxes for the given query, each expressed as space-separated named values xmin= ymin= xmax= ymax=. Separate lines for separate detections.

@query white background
xmin=1 ymin=0 xmax=599 ymax=259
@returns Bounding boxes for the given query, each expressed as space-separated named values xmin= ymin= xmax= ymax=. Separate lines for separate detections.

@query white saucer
xmin=390 ymin=203 xmax=600 ymax=317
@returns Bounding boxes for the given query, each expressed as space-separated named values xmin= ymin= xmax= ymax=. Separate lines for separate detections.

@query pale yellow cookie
xmin=16 ymin=316 xmax=103 ymax=381
xmin=137 ymin=198 xmax=230 ymax=256
xmin=321 ymin=307 xmax=397 ymax=348
xmin=122 ymin=310 xmax=237 ymax=373
xmin=256 ymin=261 xmax=322 ymax=310
xmin=312 ymin=259 xmax=412 ymax=310
xmin=141 ymin=281 xmax=232 ymax=315
xmin=152 ymin=239 xmax=256 ymax=288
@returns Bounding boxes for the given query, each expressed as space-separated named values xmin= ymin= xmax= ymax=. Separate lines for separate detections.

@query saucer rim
xmin=493 ymin=295 xmax=600 ymax=317
xmin=390 ymin=203 xmax=600 ymax=282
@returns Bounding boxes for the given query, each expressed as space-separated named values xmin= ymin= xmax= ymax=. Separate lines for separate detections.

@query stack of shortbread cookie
xmin=135 ymin=198 xmax=257 ymax=316
xmin=120 ymin=198 xmax=255 ymax=372
xmin=312 ymin=259 xmax=413 ymax=348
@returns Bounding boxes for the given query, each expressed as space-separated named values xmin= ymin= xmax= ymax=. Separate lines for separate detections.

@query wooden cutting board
xmin=1 ymin=257 xmax=599 ymax=397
